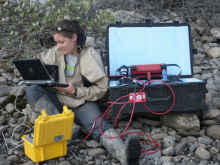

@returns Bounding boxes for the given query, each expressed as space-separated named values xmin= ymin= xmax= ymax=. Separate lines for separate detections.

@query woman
xmin=26 ymin=20 xmax=142 ymax=165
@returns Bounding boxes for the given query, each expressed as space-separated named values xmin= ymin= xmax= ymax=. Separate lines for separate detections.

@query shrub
xmin=0 ymin=0 xmax=115 ymax=59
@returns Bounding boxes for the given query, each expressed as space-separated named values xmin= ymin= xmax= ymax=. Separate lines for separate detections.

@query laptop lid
xmin=13 ymin=59 xmax=69 ymax=87
xmin=13 ymin=59 xmax=52 ymax=82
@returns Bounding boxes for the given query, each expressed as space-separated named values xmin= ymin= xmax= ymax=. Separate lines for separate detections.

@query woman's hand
xmin=54 ymin=82 xmax=76 ymax=95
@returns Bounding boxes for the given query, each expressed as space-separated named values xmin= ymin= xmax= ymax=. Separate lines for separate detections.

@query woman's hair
xmin=51 ymin=20 xmax=81 ymax=39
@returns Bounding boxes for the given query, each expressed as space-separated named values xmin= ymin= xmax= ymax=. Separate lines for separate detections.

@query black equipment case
xmin=106 ymin=21 xmax=206 ymax=119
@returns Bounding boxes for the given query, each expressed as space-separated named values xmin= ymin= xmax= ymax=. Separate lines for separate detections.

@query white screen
xmin=108 ymin=26 xmax=192 ymax=76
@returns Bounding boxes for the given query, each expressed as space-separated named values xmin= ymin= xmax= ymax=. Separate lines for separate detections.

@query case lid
xmin=106 ymin=22 xmax=194 ymax=79
xmin=33 ymin=106 xmax=74 ymax=146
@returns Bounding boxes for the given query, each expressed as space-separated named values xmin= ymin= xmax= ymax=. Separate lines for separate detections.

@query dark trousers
xmin=26 ymin=85 xmax=113 ymax=140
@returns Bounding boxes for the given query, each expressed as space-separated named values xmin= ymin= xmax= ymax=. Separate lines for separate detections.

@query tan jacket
xmin=38 ymin=36 xmax=108 ymax=108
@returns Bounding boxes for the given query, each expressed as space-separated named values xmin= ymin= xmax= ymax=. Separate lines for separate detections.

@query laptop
xmin=13 ymin=59 xmax=69 ymax=87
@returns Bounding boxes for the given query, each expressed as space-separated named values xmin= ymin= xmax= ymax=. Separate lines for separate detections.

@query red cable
xmin=120 ymin=131 xmax=161 ymax=154
xmin=99 ymin=94 xmax=133 ymax=139
xmin=143 ymin=80 xmax=175 ymax=115
xmin=81 ymin=113 xmax=103 ymax=142
xmin=98 ymin=90 xmax=161 ymax=154
xmin=83 ymin=76 xmax=175 ymax=155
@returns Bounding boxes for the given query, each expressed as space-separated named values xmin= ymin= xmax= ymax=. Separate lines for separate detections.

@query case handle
xmin=147 ymin=96 xmax=171 ymax=102
xmin=41 ymin=109 xmax=48 ymax=120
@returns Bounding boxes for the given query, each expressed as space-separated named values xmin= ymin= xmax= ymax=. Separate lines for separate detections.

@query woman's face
xmin=53 ymin=33 xmax=77 ymax=55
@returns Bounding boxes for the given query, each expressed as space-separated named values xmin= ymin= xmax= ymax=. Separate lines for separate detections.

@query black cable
xmin=166 ymin=64 xmax=182 ymax=76
xmin=134 ymin=81 xmax=137 ymax=94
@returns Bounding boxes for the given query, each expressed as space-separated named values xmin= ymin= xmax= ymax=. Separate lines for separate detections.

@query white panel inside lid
xmin=108 ymin=26 xmax=192 ymax=76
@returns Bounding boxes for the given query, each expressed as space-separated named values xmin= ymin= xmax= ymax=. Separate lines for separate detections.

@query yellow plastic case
xmin=22 ymin=106 xmax=74 ymax=163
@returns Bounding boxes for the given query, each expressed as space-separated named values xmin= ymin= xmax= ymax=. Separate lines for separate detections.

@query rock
xmin=210 ymin=146 xmax=219 ymax=154
xmin=8 ymin=118 xmax=17 ymax=125
xmin=72 ymin=122 xmax=82 ymax=140
xmin=194 ymin=53 xmax=205 ymax=66
xmin=6 ymin=155 xmax=19 ymax=162
xmin=173 ymin=155 xmax=190 ymax=163
xmin=0 ymin=116 xmax=6 ymax=124
xmin=0 ymin=85 xmax=11 ymax=96
xmin=197 ymin=47 xmax=206 ymax=53
xmin=198 ymin=137 xmax=213 ymax=145
xmin=206 ymin=125 xmax=220 ymax=140
xmin=152 ymin=133 xmax=167 ymax=141
xmin=193 ymin=66 xmax=202 ymax=74
xmin=22 ymin=161 xmax=35 ymax=165
xmin=200 ymin=109 xmax=220 ymax=120
xmin=201 ymin=120 xmax=219 ymax=126
xmin=5 ymin=103 xmax=15 ymax=113
xmin=201 ymin=73 xmax=213 ymax=80
xmin=10 ymin=86 xmax=25 ymax=97
xmin=174 ymin=141 xmax=189 ymax=155
xmin=111 ymin=10 xmax=145 ymax=23
xmin=123 ymin=128 xmax=143 ymax=139
xmin=210 ymin=27 xmax=220 ymax=39
xmin=0 ymin=77 xmax=7 ymax=85
xmin=191 ymin=23 xmax=205 ymax=35
xmin=87 ymin=140 xmax=102 ymax=148
xmin=200 ymin=36 xmax=213 ymax=42
xmin=163 ymin=136 xmax=176 ymax=147
xmin=160 ymin=156 xmax=173 ymax=163
xmin=59 ymin=161 xmax=72 ymax=165
xmin=23 ymin=104 xmax=32 ymax=121
xmin=212 ymin=98 xmax=220 ymax=109
xmin=189 ymin=142 xmax=199 ymax=152
xmin=160 ymin=113 xmax=200 ymax=132
xmin=95 ymin=37 xmax=105 ymax=50
xmin=202 ymin=43 xmax=210 ymax=50
xmin=0 ymin=159 xmax=10 ymax=165
xmin=137 ymin=117 xmax=161 ymax=126
xmin=13 ymin=69 xmax=20 ymax=77
xmin=131 ymin=120 xmax=143 ymax=129
xmin=12 ymin=78 xmax=19 ymax=83
xmin=211 ymin=14 xmax=220 ymax=26
xmin=143 ymin=150 xmax=162 ymax=159
xmin=195 ymin=147 xmax=211 ymax=160
xmin=194 ymin=74 xmax=202 ymax=79
xmin=177 ymin=130 xmax=205 ymax=136
xmin=207 ymin=47 xmax=220 ymax=58
xmin=214 ymin=75 xmax=220 ymax=90
xmin=162 ymin=147 xmax=175 ymax=156
xmin=206 ymin=92 xmax=212 ymax=103
xmin=191 ymin=28 xmax=198 ymax=37
xmin=0 ymin=125 xmax=7 ymax=132
xmin=206 ymin=78 xmax=217 ymax=91
xmin=169 ymin=12 xmax=178 ymax=19
xmin=209 ymin=42 xmax=219 ymax=47
xmin=117 ymin=120 xmax=129 ymax=127
xmin=87 ymin=148 xmax=106 ymax=157
xmin=199 ymin=160 xmax=209 ymax=165
xmin=1 ymin=73 xmax=12 ymax=81
xmin=0 ymin=96 xmax=7 ymax=105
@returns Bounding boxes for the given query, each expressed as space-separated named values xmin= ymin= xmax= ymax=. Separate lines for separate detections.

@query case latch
xmin=173 ymin=20 xmax=179 ymax=24
xmin=115 ymin=21 xmax=122 ymax=25
xmin=145 ymin=19 xmax=152 ymax=26
xmin=188 ymin=83 xmax=198 ymax=91
xmin=192 ymin=49 xmax=197 ymax=54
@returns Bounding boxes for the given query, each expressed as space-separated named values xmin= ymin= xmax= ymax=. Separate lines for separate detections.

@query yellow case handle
xmin=41 ymin=109 xmax=48 ymax=120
